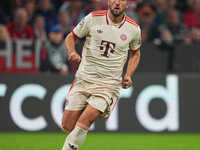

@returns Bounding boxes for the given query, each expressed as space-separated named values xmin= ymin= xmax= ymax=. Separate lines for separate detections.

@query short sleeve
xmin=72 ymin=13 xmax=92 ymax=39
xmin=129 ymin=26 xmax=142 ymax=51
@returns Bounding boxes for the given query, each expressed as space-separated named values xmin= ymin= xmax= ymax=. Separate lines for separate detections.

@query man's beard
xmin=110 ymin=8 xmax=124 ymax=17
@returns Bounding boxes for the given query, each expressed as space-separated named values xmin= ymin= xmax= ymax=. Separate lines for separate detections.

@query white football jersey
xmin=72 ymin=10 xmax=141 ymax=86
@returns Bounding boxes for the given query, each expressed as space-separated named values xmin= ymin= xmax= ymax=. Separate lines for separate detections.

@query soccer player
xmin=61 ymin=0 xmax=141 ymax=150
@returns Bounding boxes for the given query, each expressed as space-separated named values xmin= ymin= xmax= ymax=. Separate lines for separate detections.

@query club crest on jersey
xmin=120 ymin=34 xmax=127 ymax=41
xmin=97 ymin=29 xmax=103 ymax=34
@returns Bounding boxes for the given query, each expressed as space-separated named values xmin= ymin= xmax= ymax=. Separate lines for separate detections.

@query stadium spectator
xmin=0 ymin=25 xmax=10 ymax=71
xmin=35 ymin=0 xmax=58 ymax=33
xmin=159 ymin=9 xmax=189 ymax=44
xmin=10 ymin=0 xmax=23 ymax=10
xmin=0 ymin=24 xmax=10 ymax=44
xmin=59 ymin=0 xmax=85 ymax=28
xmin=126 ymin=0 xmax=139 ymax=22
xmin=189 ymin=27 xmax=200 ymax=43
xmin=151 ymin=0 xmax=167 ymax=26
xmin=56 ymin=10 xmax=71 ymax=38
xmin=24 ymin=0 xmax=36 ymax=26
xmin=152 ymin=0 xmax=177 ymax=10
xmin=33 ymin=15 xmax=47 ymax=43
xmin=51 ymin=0 xmax=63 ymax=10
xmin=152 ymin=0 xmax=167 ymax=12
xmin=84 ymin=0 xmax=106 ymax=15
xmin=153 ymin=0 xmax=178 ymax=26
xmin=167 ymin=0 xmax=177 ymax=9
xmin=136 ymin=2 xmax=156 ymax=41
xmin=45 ymin=25 xmax=69 ymax=75
xmin=183 ymin=0 xmax=200 ymax=28
xmin=6 ymin=8 xmax=34 ymax=39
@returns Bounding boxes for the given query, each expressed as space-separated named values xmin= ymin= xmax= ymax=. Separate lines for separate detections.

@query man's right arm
xmin=65 ymin=32 xmax=81 ymax=63
xmin=65 ymin=13 xmax=92 ymax=63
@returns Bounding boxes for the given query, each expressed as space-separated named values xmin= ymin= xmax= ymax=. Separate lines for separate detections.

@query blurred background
xmin=0 ymin=0 xmax=200 ymax=150
xmin=0 ymin=0 xmax=200 ymax=73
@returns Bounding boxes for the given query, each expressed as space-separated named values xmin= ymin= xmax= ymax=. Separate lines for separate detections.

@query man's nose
xmin=115 ymin=0 xmax=120 ymax=5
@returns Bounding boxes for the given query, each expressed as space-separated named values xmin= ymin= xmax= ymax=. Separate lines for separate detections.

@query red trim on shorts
xmin=69 ymin=79 xmax=76 ymax=93
xmin=66 ymin=79 xmax=76 ymax=102
xmin=72 ymin=30 xmax=81 ymax=39
xmin=76 ymin=122 xmax=90 ymax=131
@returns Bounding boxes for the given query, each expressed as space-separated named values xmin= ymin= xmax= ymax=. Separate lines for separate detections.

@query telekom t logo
xmin=100 ymin=40 xmax=116 ymax=57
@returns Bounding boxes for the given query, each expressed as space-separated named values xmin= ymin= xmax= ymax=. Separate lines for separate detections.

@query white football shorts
xmin=65 ymin=78 xmax=120 ymax=119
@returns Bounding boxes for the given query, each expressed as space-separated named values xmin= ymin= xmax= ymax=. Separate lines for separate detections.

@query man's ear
xmin=126 ymin=0 xmax=129 ymax=9
xmin=107 ymin=0 xmax=111 ymax=8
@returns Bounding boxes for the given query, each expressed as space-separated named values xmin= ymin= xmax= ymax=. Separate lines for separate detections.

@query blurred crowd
xmin=0 ymin=0 xmax=200 ymax=74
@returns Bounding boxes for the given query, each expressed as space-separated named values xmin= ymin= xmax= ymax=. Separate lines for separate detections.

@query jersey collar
xmin=106 ymin=11 xmax=126 ymax=29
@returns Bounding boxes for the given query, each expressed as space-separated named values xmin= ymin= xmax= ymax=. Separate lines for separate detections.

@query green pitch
xmin=0 ymin=132 xmax=199 ymax=150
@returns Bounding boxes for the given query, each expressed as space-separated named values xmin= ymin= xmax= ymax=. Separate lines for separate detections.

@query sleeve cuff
xmin=130 ymin=45 xmax=141 ymax=51
xmin=72 ymin=30 xmax=81 ymax=40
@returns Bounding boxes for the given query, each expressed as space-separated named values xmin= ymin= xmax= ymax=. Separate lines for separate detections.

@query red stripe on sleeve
xmin=72 ymin=30 xmax=81 ymax=40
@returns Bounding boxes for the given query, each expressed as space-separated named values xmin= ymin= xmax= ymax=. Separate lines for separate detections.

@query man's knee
xmin=61 ymin=110 xmax=82 ymax=133
xmin=61 ymin=123 xmax=74 ymax=133
xmin=78 ymin=105 xmax=101 ymax=127
xmin=78 ymin=115 xmax=96 ymax=125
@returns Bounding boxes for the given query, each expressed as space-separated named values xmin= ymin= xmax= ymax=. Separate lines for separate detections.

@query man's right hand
xmin=68 ymin=52 xmax=81 ymax=63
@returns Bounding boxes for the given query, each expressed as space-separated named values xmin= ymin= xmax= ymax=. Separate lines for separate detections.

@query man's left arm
xmin=122 ymin=48 xmax=140 ymax=89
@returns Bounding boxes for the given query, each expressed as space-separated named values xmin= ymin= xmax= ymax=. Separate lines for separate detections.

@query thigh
xmin=62 ymin=110 xmax=82 ymax=132
xmin=87 ymin=91 xmax=119 ymax=119
xmin=78 ymin=104 xmax=101 ymax=128
xmin=65 ymin=79 xmax=88 ymax=111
